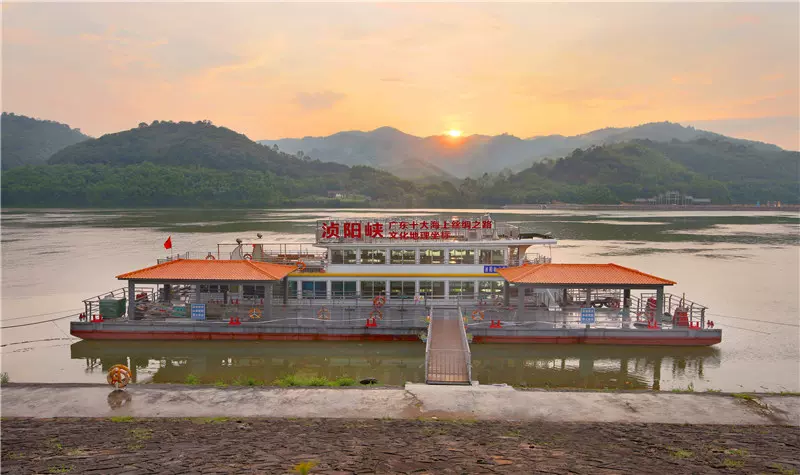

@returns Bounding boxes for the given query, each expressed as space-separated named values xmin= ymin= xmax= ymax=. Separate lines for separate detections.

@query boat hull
xmin=70 ymin=322 xmax=721 ymax=346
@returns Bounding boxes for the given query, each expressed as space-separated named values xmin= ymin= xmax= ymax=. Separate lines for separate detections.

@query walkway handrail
xmin=424 ymin=308 xmax=433 ymax=382
xmin=457 ymin=306 xmax=473 ymax=382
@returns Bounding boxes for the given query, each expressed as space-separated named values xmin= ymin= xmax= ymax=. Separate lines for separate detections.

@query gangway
xmin=424 ymin=307 xmax=472 ymax=384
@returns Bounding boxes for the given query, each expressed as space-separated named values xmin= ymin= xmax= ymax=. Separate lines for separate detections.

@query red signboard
xmin=318 ymin=219 xmax=493 ymax=241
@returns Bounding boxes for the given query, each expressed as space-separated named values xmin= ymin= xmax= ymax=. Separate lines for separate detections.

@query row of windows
xmin=330 ymin=249 xmax=505 ymax=265
xmin=201 ymin=281 xmax=506 ymax=299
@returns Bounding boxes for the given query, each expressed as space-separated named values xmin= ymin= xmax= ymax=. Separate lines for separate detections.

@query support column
xmin=622 ymin=288 xmax=631 ymax=322
xmin=127 ymin=280 xmax=136 ymax=320
xmin=164 ymin=284 xmax=171 ymax=303
xmin=326 ymin=280 xmax=332 ymax=300
xmin=503 ymin=281 xmax=510 ymax=307
xmin=282 ymin=277 xmax=289 ymax=305
xmin=655 ymin=287 xmax=665 ymax=324
xmin=517 ymin=285 xmax=525 ymax=309
xmin=585 ymin=288 xmax=592 ymax=307
xmin=263 ymin=283 xmax=273 ymax=320
xmin=444 ymin=280 xmax=450 ymax=300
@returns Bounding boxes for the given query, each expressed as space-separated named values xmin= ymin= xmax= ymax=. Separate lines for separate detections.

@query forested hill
xmin=1 ymin=112 xmax=90 ymax=169
xmin=48 ymin=120 xmax=349 ymax=178
xmin=474 ymin=139 xmax=799 ymax=205
xmin=2 ymin=119 xmax=797 ymax=207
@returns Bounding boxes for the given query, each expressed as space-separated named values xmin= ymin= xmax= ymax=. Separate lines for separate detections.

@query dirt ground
xmin=1 ymin=418 xmax=798 ymax=474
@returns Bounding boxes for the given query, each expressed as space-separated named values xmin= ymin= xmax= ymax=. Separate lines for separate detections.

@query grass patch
xmin=292 ymin=460 xmax=318 ymax=475
xmin=110 ymin=416 xmax=134 ymax=423
xmin=0 ymin=372 xmax=9 ymax=384
xmin=705 ymin=388 xmax=722 ymax=393
xmin=732 ymin=393 xmax=757 ymax=402
xmin=778 ymin=391 xmax=800 ymax=396
xmin=214 ymin=380 xmax=227 ymax=387
xmin=65 ymin=448 xmax=86 ymax=456
xmin=48 ymin=465 xmax=73 ymax=474
xmin=505 ymin=429 xmax=522 ymax=438
xmin=722 ymin=459 xmax=744 ymax=468
xmin=273 ymin=374 xmax=357 ymax=388
xmin=670 ymin=382 xmax=695 ymax=393
xmin=193 ymin=417 xmax=229 ymax=424
xmin=669 ymin=448 xmax=694 ymax=459
xmin=48 ymin=438 xmax=64 ymax=452
xmin=768 ymin=463 xmax=798 ymax=475
xmin=185 ymin=374 xmax=200 ymax=385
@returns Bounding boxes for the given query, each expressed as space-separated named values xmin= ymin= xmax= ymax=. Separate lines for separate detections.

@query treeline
xmin=2 ymin=120 xmax=797 ymax=207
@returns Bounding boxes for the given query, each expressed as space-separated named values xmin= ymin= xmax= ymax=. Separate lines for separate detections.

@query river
xmin=1 ymin=208 xmax=798 ymax=392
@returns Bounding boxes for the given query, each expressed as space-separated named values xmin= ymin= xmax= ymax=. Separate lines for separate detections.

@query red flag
xmin=164 ymin=236 xmax=172 ymax=250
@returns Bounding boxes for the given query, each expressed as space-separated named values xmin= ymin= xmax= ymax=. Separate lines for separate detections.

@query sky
xmin=2 ymin=2 xmax=799 ymax=150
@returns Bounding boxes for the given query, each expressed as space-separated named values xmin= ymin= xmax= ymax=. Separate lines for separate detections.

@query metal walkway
xmin=425 ymin=308 xmax=472 ymax=384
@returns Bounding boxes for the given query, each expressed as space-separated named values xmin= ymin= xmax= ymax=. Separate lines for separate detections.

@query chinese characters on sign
xmin=580 ymin=307 xmax=596 ymax=324
xmin=318 ymin=219 xmax=494 ymax=241
xmin=190 ymin=303 xmax=206 ymax=321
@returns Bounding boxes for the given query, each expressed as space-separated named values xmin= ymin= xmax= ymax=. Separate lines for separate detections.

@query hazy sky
xmin=3 ymin=2 xmax=799 ymax=149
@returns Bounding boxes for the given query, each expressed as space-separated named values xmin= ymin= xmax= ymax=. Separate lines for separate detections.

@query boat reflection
xmin=71 ymin=340 xmax=720 ymax=390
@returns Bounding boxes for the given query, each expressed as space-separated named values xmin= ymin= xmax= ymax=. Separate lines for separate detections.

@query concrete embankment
xmin=2 ymin=383 xmax=797 ymax=425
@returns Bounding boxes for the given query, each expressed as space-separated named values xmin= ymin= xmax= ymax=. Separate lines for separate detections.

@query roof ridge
xmin=607 ymin=263 xmax=676 ymax=285
xmin=116 ymin=258 xmax=182 ymax=279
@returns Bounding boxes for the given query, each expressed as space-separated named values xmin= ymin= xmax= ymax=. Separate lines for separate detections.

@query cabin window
xmin=479 ymin=249 xmax=505 ymax=265
xmin=199 ymin=284 xmax=230 ymax=293
xmin=361 ymin=281 xmax=386 ymax=297
xmin=419 ymin=249 xmax=445 ymax=264
xmin=390 ymin=249 xmax=415 ymax=264
xmin=301 ymin=281 xmax=327 ymax=299
xmin=479 ymin=281 xmax=504 ymax=300
xmin=243 ymin=285 xmax=265 ymax=299
xmin=390 ymin=281 xmax=415 ymax=298
xmin=360 ymin=249 xmax=386 ymax=264
xmin=449 ymin=249 xmax=475 ymax=264
xmin=332 ymin=281 xmax=357 ymax=298
xmin=330 ymin=249 xmax=356 ymax=264
xmin=449 ymin=281 xmax=476 ymax=298
xmin=419 ymin=281 xmax=445 ymax=298
xmin=272 ymin=281 xmax=298 ymax=299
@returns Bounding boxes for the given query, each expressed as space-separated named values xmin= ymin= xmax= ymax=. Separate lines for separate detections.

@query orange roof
xmin=496 ymin=263 xmax=675 ymax=286
xmin=117 ymin=259 xmax=297 ymax=282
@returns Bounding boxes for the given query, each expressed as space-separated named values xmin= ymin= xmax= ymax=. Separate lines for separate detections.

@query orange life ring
xmin=107 ymin=364 xmax=132 ymax=389
xmin=243 ymin=253 xmax=253 ymax=261
xmin=370 ymin=309 xmax=383 ymax=320
xmin=296 ymin=260 xmax=307 ymax=271
xmin=373 ymin=295 xmax=386 ymax=308
xmin=205 ymin=254 xmax=216 ymax=260
xmin=249 ymin=308 xmax=262 ymax=319
xmin=471 ymin=309 xmax=485 ymax=321
xmin=317 ymin=307 xmax=331 ymax=320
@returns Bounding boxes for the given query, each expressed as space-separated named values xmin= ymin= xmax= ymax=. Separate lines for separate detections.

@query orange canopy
xmin=117 ymin=259 xmax=297 ymax=282
xmin=497 ymin=263 xmax=675 ymax=287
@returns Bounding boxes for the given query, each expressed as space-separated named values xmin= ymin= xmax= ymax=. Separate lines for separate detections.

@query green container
xmin=99 ymin=297 xmax=127 ymax=319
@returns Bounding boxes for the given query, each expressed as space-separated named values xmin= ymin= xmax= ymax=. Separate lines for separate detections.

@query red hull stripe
xmin=71 ymin=331 xmax=720 ymax=346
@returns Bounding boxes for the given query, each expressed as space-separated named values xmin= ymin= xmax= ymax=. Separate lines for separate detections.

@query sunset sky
xmin=3 ymin=2 xmax=799 ymax=149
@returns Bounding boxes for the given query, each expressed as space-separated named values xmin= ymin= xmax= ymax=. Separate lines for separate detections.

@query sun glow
xmin=447 ymin=129 xmax=463 ymax=137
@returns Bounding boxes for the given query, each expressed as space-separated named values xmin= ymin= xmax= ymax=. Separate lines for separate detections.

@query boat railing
xmin=457 ymin=306 xmax=473 ymax=382
xmin=82 ymin=285 xmax=157 ymax=319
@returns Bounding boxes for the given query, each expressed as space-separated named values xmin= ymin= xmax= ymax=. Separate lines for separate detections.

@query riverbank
xmin=2 ymin=383 xmax=798 ymax=425
xmin=3 ymin=417 xmax=799 ymax=474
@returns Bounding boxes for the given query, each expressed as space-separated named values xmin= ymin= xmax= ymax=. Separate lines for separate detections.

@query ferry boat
xmin=70 ymin=215 xmax=722 ymax=351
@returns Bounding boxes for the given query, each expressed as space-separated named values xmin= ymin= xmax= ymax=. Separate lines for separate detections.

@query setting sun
xmin=447 ymin=129 xmax=463 ymax=137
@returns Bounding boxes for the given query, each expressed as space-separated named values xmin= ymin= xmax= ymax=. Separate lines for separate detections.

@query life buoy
xmin=471 ymin=309 xmax=485 ymax=321
xmin=373 ymin=295 xmax=386 ymax=308
xmin=249 ymin=308 xmax=262 ymax=319
xmin=296 ymin=260 xmax=307 ymax=271
xmin=243 ymin=253 xmax=253 ymax=261
xmin=370 ymin=309 xmax=383 ymax=320
xmin=317 ymin=307 xmax=331 ymax=320
xmin=107 ymin=364 xmax=132 ymax=389
xmin=205 ymin=254 xmax=216 ymax=260
xmin=610 ymin=299 xmax=620 ymax=309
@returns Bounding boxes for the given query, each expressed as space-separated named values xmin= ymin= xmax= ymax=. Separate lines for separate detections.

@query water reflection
xmin=71 ymin=340 xmax=720 ymax=390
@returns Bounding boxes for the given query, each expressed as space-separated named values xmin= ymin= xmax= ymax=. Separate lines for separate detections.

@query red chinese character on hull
xmin=321 ymin=222 xmax=340 ymax=239
xmin=344 ymin=222 xmax=362 ymax=239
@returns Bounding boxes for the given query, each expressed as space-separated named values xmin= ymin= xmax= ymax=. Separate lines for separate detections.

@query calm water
xmin=1 ymin=208 xmax=798 ymax=391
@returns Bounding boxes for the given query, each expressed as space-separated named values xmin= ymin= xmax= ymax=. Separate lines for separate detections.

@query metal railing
xmin=425 ymin=308 xmax=472 ymax=384
xmin=457 ymin=306 xmax=473 ymax=382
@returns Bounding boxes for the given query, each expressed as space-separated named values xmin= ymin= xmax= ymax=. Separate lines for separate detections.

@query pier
xmin=425 ymin=308 xmax=471 ymax=384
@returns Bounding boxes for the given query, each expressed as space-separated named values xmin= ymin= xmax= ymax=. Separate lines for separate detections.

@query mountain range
xmin=260 ymin=122 xmax=783 ymax=179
